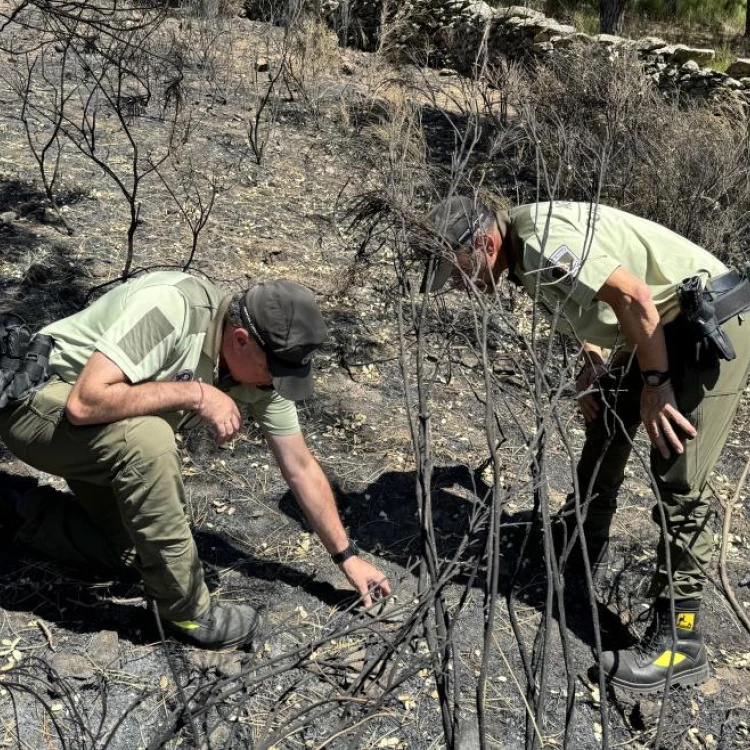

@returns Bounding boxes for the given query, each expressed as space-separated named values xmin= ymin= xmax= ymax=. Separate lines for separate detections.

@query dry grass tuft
xmin=490 ymin=44 xmax=750 ymax=266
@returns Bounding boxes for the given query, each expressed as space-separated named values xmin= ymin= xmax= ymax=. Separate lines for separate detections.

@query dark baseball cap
xmin=240 ymin=280 xmax=327 ymax=401
xmin=420 ymin=196 xmax=498 ymax=292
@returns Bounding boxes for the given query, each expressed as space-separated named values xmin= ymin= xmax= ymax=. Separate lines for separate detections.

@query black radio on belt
xmin=677 ymin=269 xmax=750 ymax=362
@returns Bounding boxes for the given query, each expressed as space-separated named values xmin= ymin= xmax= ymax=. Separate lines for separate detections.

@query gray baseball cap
xmin=241 ymin=280 xmax=327 ymax=400
xmin=420 ymin=196 xmax=498 ymax=292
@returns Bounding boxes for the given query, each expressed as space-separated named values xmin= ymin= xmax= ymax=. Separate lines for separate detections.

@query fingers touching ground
xmin=341 ymin=556 xmax=392 ymax=609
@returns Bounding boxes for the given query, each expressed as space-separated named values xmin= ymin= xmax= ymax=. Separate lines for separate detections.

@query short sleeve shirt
xmin=41 ymin=271 xmax=300 ymax=435
xmin=508 ymin=202 xmax=728 ymax=348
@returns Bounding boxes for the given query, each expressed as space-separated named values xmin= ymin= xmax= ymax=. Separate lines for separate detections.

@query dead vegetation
xmin=491 ymin=44 xmax=750 ymax=267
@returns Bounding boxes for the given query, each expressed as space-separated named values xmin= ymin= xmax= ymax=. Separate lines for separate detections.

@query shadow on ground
xmin=277 ymin=463 xmax=637 ymax=652
xmin=0 ymin=177 xmax=89 ymax=323
xmin=0 ymin=461 xmax=637 ymax=655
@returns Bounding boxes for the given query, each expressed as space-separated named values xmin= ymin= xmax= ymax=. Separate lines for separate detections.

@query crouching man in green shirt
xmin=0 ymin=272 xmax=390 ymax=649
xmin=422 ymin=197 xmax=750 ymax=693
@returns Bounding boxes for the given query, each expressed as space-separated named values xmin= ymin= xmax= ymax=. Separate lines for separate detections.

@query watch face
xmin=643 ymin=371 xmax=668 ymax=386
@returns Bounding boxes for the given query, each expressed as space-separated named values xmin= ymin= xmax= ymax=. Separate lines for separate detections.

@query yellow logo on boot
xmin=676 ymin=613 xmax=695 ymax=630
xmin=654 ymin=650 xmax=687 ymax=667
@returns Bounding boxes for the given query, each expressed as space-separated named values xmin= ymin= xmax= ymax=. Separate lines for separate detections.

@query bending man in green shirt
xmin=0 ymin=271 xmax=390 ymax=650
xmin=422 ymin=197 xmax=750 ymax=694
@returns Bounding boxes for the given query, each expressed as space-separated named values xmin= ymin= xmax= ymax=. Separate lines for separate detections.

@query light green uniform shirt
xmin=41 ymin=271 xmax=300 ymax=434
xmin=507 ymin=202 xmax=728 ymax=349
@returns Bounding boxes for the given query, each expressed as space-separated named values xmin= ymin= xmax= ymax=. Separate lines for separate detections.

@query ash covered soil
xmin=0 ymin=7 xmax=749 ymax=750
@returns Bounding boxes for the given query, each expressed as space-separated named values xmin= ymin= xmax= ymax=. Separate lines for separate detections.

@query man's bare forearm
xmin=268 ymin=431 xmax=392 ymax=604
xmin=287 ymin=461 xmax=349 ymax=555
xmin=68 ymin=380 xmax=202 ymax=425
xmin=269 ymin=432 xmax=349 ymax=555
xmin=66 ymin=352 xmax=202 ymax=425
xmin=611 ymin=296 xmax=669 ymax=372
xmin=597 ymin=268 xmax=669 ymax=372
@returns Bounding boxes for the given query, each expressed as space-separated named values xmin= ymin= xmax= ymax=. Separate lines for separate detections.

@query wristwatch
xmin=641 ymin=369 xmax=670 ymax=387
xmin=331 ymin=540 xmax=360 ymax=565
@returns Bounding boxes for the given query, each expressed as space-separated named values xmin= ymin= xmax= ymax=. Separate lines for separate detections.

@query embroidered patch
xmin=542 ymin=245 xmax=581 ymax=291
xmin=173 ymin=369 xmax=194 ymax=382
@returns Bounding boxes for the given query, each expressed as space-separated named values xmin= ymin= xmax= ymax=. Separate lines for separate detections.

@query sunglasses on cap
xmin=420 ymin=204 xmax=495 ymax=293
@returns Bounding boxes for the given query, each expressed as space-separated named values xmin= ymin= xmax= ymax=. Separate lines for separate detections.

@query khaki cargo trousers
xmin=0 ymin=378 xmax=210 ymax=621
xmin=576 ymin=313 xmax=750 ymax=600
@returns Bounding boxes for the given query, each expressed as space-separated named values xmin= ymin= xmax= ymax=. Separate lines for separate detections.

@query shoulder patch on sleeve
xmin=542 ymin=244 xmax=581 ymax=291
xmin=117 ymin=308 xmax=175 ymax=365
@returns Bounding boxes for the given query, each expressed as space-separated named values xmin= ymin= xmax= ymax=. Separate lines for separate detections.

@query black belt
xmin=705 ymin=268 xmax=750 ymax=323
xmin=677 ymin=267 xmax=750 ymax=362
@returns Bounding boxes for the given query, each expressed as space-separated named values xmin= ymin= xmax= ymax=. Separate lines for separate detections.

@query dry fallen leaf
xmin=397 ymin=692 xmax=415 ymax=711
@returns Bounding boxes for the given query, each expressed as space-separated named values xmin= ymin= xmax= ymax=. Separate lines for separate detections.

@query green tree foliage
xmin=636 ymin=0 xmax=745 ymax=25
xmin=540 ymin=0 xmax=746 ymax=30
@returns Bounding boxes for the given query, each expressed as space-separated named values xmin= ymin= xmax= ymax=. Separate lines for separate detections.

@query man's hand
xmin=340 ymin=555 xmax=392 ymax=608
xmin=268 ymin=432 xmax=394 ymax=607
xmin=576 ymin=358 xmax=608 ymax=423
xmin=595 ymin=268 xmax=697 ymax=457
xmin=641 ymin=380 xmax=696 ymax=458
xmin=196 ymin=383 xmax=243 ymax=446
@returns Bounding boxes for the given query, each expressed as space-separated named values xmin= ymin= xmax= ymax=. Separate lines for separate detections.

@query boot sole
xmin=607 ymin=661 xmax=710 ymax=695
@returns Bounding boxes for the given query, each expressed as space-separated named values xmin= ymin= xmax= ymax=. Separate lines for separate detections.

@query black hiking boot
xmin=165 ymin=601 xmax=264 ymax=650
xmin=564 ymin=539 xmax=610 ymax=582
xmin=0 ymin=472 xmax=37 ymax=535
xmin=597 ymin=598 xmax=709 ymax=694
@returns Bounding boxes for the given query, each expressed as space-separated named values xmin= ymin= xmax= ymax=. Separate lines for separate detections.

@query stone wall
xmin=243 ymin=0 xmax=750 ymax=103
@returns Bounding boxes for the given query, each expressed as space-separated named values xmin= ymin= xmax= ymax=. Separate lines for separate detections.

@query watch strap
xmin=331 ymin=540 xmax=360 ymax=565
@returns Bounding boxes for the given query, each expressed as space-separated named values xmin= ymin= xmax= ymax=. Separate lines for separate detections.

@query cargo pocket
xmin=652 ymin=403 xmax=701 ymax=497
xmin=27 ymin=379 xmax=70 ymax=427
xmin=0 ymin=379 xmax=70 ymax=465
